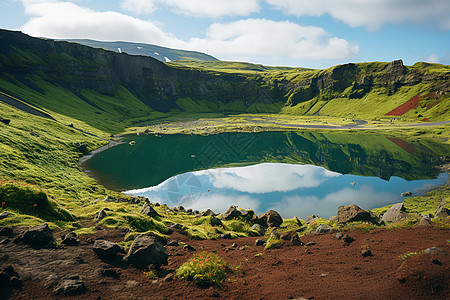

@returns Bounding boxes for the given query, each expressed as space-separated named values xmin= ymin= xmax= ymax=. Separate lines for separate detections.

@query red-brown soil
xmin=386 ymin=137 xmax=416 ymax=154
xmin=386 ymin=92 xmax=441 ymax=116
xmin=1 ymin=225 xmax=449 ymax=299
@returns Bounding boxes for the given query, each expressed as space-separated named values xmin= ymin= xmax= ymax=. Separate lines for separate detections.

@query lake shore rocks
xmin=381 ymin=203 xmax=408 ymax=223
xmin=124 ymin=233 xmax=168 ymax=269
xmin=337 ymin=204 xmax=380 ymax=224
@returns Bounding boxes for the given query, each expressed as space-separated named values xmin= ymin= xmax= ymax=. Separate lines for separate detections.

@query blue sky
xmin=1 ymin=0 xmax=449 ymax=68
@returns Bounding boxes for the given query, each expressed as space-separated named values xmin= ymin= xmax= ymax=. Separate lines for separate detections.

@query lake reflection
xmin=125 ymin=163 xmax=448 ymax=219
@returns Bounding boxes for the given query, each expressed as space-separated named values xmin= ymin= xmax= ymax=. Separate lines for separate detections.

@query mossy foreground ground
xmin=0 ymin=90 xmax=449 ymax=299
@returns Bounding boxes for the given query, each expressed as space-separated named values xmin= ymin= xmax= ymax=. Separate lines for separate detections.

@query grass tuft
xmin=176 ymin=251 xmax=231 ymax=286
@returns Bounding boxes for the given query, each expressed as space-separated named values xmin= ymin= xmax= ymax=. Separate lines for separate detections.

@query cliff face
xmin=285 ymin=60 xmax=450 ymax=106
xmin=0 ymin=29 xmax=448 ymax=123
xmin=0 ymin=29 xmax=278 ymax=112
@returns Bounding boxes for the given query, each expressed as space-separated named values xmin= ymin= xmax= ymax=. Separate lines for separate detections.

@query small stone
xmin=167 ymin=240 xmax=179 ymax=247
xmin=54 ymin=277 xmax=87 ymax=296
xmin=335 ymin=233 xmax=344 ymax=239
xmin=209 ymin=216 xmax=222 ymax=227
xmin=183 ymin=245 xmax=196 ymax=251
xmin=255 ymin=239 xmax=265 ymax=246
xmin=401 ymin=191 xmax=412 ymax=197
xmin=61 ymin=232 xmax=79 ymax=246
xmin=231 ymin=243 xmax=238 ymax=248
xmin=423 ymin=247 xmax=444 ymax=255
xmin=305 ymin=242 xmax=316 ymax=246
xmin=93 ymin=240 xmax=125 ymax=258
xmin=220 ymin=233 xmax=232 ymax=239
xmin=164 ymin=273 xmax=174 ymax=282
xmin=100 ymin=267 xmax=121 ymax=278
xmin=361 ymin=245 xmax=373 ymax=257
xmin=342 ymin=235 xmax=354 ymax=243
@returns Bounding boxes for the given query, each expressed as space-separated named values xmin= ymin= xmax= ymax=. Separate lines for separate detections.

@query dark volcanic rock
xmin=54 ymin=276 xmax=87 ymax=296
xmin=124 ymin=233 xmax=168 ymax=269
xmin=209 ymin=216 xmax=223 ymax=227
xmin=250 ymin=224 xmax=265 ymax=236
xmin=255 ymin=239 xmax=265 ymax=246
xmin=61 ymin=232 xmax=79 ymax=246
xmin=219 ymin=206 xmax=242 ymax=220
xmin=381 ymin=203 xmax=408 ymax=223
xmin=93 ymin=240 xmax=125 ymax=258
xmin=315 ymin=224 xmax=334 ymax=234
xmin=257 ymin=210 xmax=283 ymax=228
xmin=140 ymin=203 xmax=161 ymax=217
xmin=21 ymin=223 xmax=54 ymax=248
xmin=337 ymin=205 xmax=379 ymax=224
xmin=201 ymin=209 xmax=215 ymax=217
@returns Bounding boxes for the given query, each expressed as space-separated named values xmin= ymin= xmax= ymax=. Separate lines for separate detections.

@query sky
xmin=1 ymin=0 xmax=450 ymax=69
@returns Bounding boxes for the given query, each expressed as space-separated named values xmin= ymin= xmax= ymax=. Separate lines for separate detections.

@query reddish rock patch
xmin=386 ymin=92 xmax=441 ymax=116
xmin=386 ymin=137 xmax=416 ymax=154
xmin=1 ymin=226 xmax=449 ymax=299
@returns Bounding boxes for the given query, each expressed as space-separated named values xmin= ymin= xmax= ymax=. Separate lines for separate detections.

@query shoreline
xmin=78 ymin=139 xmax=122 ymax=166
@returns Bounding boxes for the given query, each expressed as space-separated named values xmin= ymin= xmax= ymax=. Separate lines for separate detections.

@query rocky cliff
xmin=0 ymin=29 xmax=448 ymax=128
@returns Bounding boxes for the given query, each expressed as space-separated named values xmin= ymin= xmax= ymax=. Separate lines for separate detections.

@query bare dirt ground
xmin=1 ymin=225 xmax=449 ymax=300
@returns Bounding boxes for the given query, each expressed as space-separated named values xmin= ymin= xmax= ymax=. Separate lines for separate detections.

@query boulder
xmin=219 ymin=206 xmax=242 ymax=220
xmin=54 ymin=276 xmax=87 ymax=296
xmin=419 ymin=215 xmax=433 ymax=226
xmin=336 ymin=204 xmax=379 ymax=224
xmin=250 ymin=224 xmax=265 ymax=236
xmin=21 ymin=223 xmax=54 ymax=248
xmin=381 ymin=203 xmax=408 ymax=223
xmin=305 ymin=215 xmax=320 ymax=224
xmin=140 ymin=203 xmax=160 ymax=218
xmin=93 ymin=240 xmax=125 ymax=258
xmin=434 ymin=206 xmax=450 ymax=218
xmin=280 ymin=231 xmax=303 ymax=246
xmin=124 ymin=233 xmax=168 ymax=269
xmin=61 ymin=232 xmax=79 ymax=246
xmin=257 ymin=210 xmax=283 ymax=228
xmin=209 ymin=216 xmax=223 ymax=227
xmin=315 ymin=224 xmax=334 ymax=234
xmin=201 ymin=209 xmax=215 ymax=217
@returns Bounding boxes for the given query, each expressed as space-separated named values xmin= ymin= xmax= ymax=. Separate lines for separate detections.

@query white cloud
xmin=121 ymin=0 xmax=156 ymax=15
xmin=17 ymin=1 xmax=358 ymax=64
xmin=19 ymin=0 xmax=182 ymax=46
xmin=423 ymin=53 xmax=440 ymax=64
xmin=266 ymin=0 xmax=450 ymax=31
xmin=197 ymin=163 xmax=341 ymax=194
xmin=189 ymin=19 xmax=359 ymax=60
xmin=121 ymin=0 xmax=261 ymax=18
